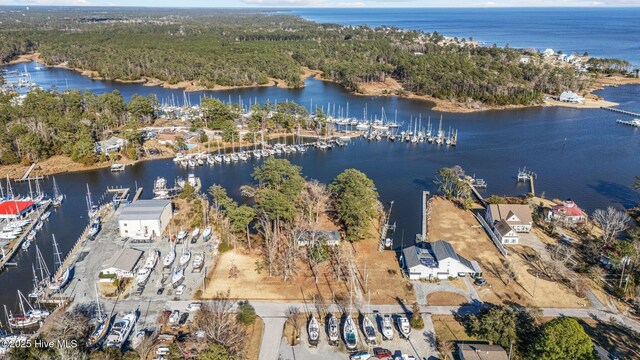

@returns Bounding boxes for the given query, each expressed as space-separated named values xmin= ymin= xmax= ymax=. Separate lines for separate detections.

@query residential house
xmin=296 ymin=230 xmax=341 ymax=247
xmin=493 ymin=220 xmax=519 ymax=245
xmin=486 ymin=204 xmax=533 ymax=233
xmin=519 ymin=57 xmax=530 ymax=64
xmin=95 ymin=136 xmax=127 ymax=155
xmin=543 ymin=48 xmax=555 ymax=57
xmin=402 ymin=240 xmax=482 ymax=280
xmin=546 ymin=199 xmax=587 ymax=224
xmin=457 ymin=343 xmax=509 ymax=360
xmin=559 ymin=91 xmax=585 ymax=104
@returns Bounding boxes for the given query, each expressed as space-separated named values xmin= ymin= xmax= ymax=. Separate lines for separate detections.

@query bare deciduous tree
xmin=300 ymin=180 xmax=330 ymax=225
xmin=193 ymin=290 xmax=247 ymax=358
xmin=592 ymin=207 xmax=631 ymax=244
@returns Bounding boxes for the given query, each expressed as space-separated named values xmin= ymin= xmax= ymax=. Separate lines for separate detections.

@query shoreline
xmin=3 ymin=53 xmax=638 ymax=113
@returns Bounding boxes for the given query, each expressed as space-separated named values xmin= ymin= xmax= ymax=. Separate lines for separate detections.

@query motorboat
xmin=192 ymin=253 xmax=204 ymax=269
xmin=21 ymin=239 xmax=31 ymax=250
xmin=105 ymin=311 xmax=138 ymax=349
xmin=397 ymin=315 xmax=411 ymax=338
xmin=307 ymin=315 xmax=319 ymax=346
xmin=144 ymin=250 xmax=159 ymax=269
xmin=177 ymin=230 xmax=188 ymax=241
xmin=381 ymin=314 xmax=394 ymax=340
xmin=191 ymin=227 xmax=200 ymax=239
xmin=135 ymin=267 xmax=152 ymax=285
xmin=202 ymin=226 xmax=212 ymax=240
xmin=26 ymin=230 xmax=36 ymax=241
xmin=40 ymin=211 xmax=51 ymax=221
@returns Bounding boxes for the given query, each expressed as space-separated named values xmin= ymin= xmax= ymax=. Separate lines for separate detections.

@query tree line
xmin=0 ymin=8 xmax=617 ymax=107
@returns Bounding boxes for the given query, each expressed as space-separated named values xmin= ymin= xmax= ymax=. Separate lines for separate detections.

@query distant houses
xmin=559 ymin=91 xmax=585 ymax=104
xmin=485 ymin=204 xmax=533 ymax=245
xmin=546 ymin=199 xmax=587 ymax=224
xmin=95 ymin=136 xmax=127 ymax=155
xmin=402 ymin=240 xmax=482 ymax=280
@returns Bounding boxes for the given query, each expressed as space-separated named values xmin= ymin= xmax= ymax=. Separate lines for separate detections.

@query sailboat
xmin=163 ymin=244 xmax=176 ymax=268
xmin=171 ymin=267 xmax=184 ymax=288
xmin=343 ymin=315 xmax=358 ymax=350
xmin=52 ymin=177 xmax=64 ymax=207
xmin=307 ymin=315 xmax=319 ymax=346
xmin=7 ymin=290 xmax=50 ymax=329
xmin=381 ymin=314 xmax=394 ymax=340
xmin=202 ymin=225 xmax=212 ymax=240
xmin=178 ymin=242 xmax=191 ymax=268
xmin=49 ymin=234 xmax=73 ymax=291
xmin=327 ymin=314 xmax=339 ymax=344
xmin=362 ymin=314 xmax=376 ymax=344
xmin=88 ymin=283 xmax=111 ymax=348
xmin=28 ymin=245 xmax=51 ymax=300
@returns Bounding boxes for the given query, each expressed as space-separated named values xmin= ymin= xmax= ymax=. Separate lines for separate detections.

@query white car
xmin=186 ymin=302 xmax=202 ymax=312
xmin=175 ymin=285 xmax=186 ymax=295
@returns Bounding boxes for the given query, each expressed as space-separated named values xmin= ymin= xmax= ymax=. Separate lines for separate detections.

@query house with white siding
xmin=401 ymin=240 xmax=482 ymax=280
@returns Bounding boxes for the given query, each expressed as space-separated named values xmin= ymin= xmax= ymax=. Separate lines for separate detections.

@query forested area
xmin=0 ymin=8 xmax=602 ymax=106
xmin=0 ymin=89 xmax=155 ymax=165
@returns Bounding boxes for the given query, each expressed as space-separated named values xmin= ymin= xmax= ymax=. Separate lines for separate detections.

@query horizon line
xmin=2 ymin=5 xmax=640 ymax=9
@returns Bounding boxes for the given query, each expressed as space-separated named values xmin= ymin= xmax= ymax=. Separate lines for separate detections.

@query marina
xmin=0 ymin=56 xmax=640 ymax=316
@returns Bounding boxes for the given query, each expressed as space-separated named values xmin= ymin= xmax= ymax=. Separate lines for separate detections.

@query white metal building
xmin=118 ymin=199 xmax=172 ymax=240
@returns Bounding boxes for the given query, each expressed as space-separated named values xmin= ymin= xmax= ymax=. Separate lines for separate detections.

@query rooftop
xmin=457 ymin=343 xmax=508 ymax=360
xmin=119 ymin=199 xmax=171 ymax=221
xmin=104 ymin=247 xmax=143 ymax=272
xmin=494 ymin=219 xmax=514 ymax=237
xmin=488 ymin=204 xmax=533 ymax=226
xmin=0 ymin=200 xmax=35 ymax=215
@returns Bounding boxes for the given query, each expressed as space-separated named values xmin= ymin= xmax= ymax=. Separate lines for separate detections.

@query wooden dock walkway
xmin=602 ymin=107 xmax=640 ymax=117
xmin=15 ymin=163 xmax=44 ymax=182
xmin=0 ymin=200 xmax=51 ymax=272
xmin=617 ymin=119 xmax=640 ymax=127
xmin=132 ymin=187 xmax=144 ymax=202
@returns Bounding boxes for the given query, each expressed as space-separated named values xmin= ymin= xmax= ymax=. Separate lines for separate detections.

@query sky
xmin=1 ymin=0 xmax=640 ymax=7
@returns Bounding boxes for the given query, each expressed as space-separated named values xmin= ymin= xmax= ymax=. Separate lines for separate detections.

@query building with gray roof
xmin=401 ymin=240 xmax=482 ymax=280
xmin=118 ymin=199 xmax=172 ymax=240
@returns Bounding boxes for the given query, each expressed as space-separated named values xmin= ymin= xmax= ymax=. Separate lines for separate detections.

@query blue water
xmin=291 ymin=8 xmax=640 ymax=67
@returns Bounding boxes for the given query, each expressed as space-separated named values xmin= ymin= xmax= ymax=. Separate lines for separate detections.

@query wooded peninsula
xmin=1 ymin=7 xmax=635 ymax=109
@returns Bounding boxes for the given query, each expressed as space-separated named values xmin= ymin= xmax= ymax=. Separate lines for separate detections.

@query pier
xmin=378 ymin=201 xmax=396 ymax=251
xmin=616 ymin=119 xmax=640 ymax=127
xmin=517 ymin=167 xmax=537 ymax=196
xmin=420 ymin=191 xmax=432 ymax=242
xmin=0 ymin=200 xmax=52 ymax=272
xmin=15 ymin=163 xmax=44 ymax=182
xmin=601 ymin=106 xmax=640 ymax=117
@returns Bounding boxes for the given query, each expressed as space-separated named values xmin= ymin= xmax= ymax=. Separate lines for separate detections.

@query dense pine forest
xmin=2 ymin=7 xmax=628 ymax=107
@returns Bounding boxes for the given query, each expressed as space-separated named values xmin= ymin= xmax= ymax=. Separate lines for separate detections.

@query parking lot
xmin=63 ymin=203 xmax=219 ymax=331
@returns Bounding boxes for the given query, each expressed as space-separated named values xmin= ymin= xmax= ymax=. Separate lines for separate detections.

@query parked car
xmin=175 ymin=284 xmax=186 ymax=295
xmin=186 ymin=302 xmax=202 ymax=312
xmin=157 ymin=287 xmax=165 ymax=295
xmin=474 ymin=278 xmax=487 ymax=286
xmin=350 ymin=351 xmax=371 ymax=360
xmin=156 ymin=345 xmax=170 ymax=356
xmin=178 ymin=313 xmax=189 ymax=325
xmin=373 ymin=348 xmax=392 ymax=359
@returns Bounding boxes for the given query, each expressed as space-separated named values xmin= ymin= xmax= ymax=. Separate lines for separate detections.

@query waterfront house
xmin=543 ymin=48 xmax=555 ymax=57
xmin=486 ymin=204 xmax=533 ymax=233
xmin=457 ymin=343 xmax=508 ymax=360
xmin=493 ymin=220 xmax=519 ymax=245
xmin=0 ymin=200 xmax=35 ymax=220
xmin=100 ymin=247 xmax=143 ymax=279
xmin=95 ymin=136 xmax=127 ymax=155
xmin=519 ymin=57 xmax=530 ymax=64
xmin=401 ymin=240 xmax=482 ymax=280
xmin=559 ymin=91 xmax=584 ymax=104
xmin=118 ymin=199 xmax=173 ymax=240
xmin=546 ymin=199 xmax=587 ymax=224
xmin=296 ymin=230 xmax=341 ymax=247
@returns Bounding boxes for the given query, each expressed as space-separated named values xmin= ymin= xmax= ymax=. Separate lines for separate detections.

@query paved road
xmin=186 ymin=300 xmax=637 ymax=360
